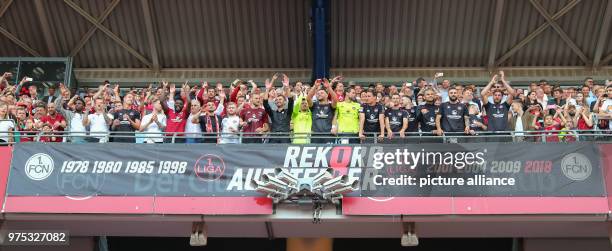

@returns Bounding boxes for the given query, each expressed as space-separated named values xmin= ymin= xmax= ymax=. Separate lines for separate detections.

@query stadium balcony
xmin=1 ymin=0 xmax=612 ymax=249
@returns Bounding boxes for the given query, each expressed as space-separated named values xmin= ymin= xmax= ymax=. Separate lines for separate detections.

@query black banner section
xmin=6 ymin=143 xmax=605 ymax=197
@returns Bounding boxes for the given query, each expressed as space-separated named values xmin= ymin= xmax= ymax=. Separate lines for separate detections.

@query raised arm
xmin=183 ymin=82 xmax=192 ymax=115
xmin=481 ymin=74 xmax=498 ymax=105
xmin=230 ymin=80 xmax=242 ymax=103
xmin=214 ymin=94 xmax=225 ymax=116
xmin=160 ymin=82 xmax=171 ymax=113
xmin=282 ymin=74 xmax=291 ymax=98
xmin=262 ymin=78 xmax=272 ymax=101
xmin=499 ymin=71 xmax=515 ymax=97
xmin=324 ymin=78 xmax=338 ymax=108
xmin=431 ymin=72 xmax=443 ymax=92
xmin=307 ymin=79 xmax=321 ymax=107
xmin=13 ymin=77 xmax=30 ymax=97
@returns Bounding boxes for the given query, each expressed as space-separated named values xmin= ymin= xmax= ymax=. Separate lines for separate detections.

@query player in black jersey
xmin=359 ymin=90 xmax=385 ymax=143
xmin=385 ymin=94 xmax=408 ymax=143
xmin=402 ymin=96 xmax=419 ymax=134
xmin=415 ymin=88 xmax=440 ymax=143
xmin=435 ymin=87 xmax=470 ymax=142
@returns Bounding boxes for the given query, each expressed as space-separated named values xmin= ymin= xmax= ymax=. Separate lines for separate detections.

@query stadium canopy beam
xmin=601 ymin=53 xmax=612 ymax=66
xmin=63 ymin=0 xmax=153 ymax=68
xmin=140 ymin=0 xmax=160 ymax=72
xmin=529 ymin=0 xmax=590 ymax=65
xmin=593 ymin=0 xmax=612 ymax=68
xmin=0 ymin=0 xmax=10 ymax=17
xmin=69 ymin=0 xmax=121 ymax=57
xmin=487 ymin=0 xmax=505 ymax=71
xmin=33 ymin=0 xmax=57 ymax=56
xmin=72 ymin=67 xmax=612 ymax=87
xmin=0 ymin=0 xmax=41 ymax=57
xmin=494 ymin=0 xmax=581 ymax=66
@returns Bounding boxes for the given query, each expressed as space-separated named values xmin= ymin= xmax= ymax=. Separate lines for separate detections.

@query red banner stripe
xmin=3 ymin=196 xmax=272 ymax=215
xmin=343 ymin=197 xmax=609 ymax=215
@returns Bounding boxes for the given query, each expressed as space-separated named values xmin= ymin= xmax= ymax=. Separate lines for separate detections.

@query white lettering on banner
xmin=244 ymin=168 xmax=259 ymax=190
xmin=315 ymin=147 xmax=331 ymax=167
xmin=299 ymin=147 xmax=315 ymax=167
xmin=60 ymin=161 xmax=89 ymax=174
xmin=283 ymin=146 xmax=365 ymax=168
xmin=227 ymin=168 xmax=275 ymax=191
xmin=284 ymin=146 xmax=485 ymax=171
xmin=226 ymin=168 xmax=243 ymax=190
xmin=371 ymin=174 xmax=515 ymax=187
xmin=371 ymin=148 xmax=487 ymax=169
xmin=91 ymin=161 xmax=122 ymax=174
xmin=352 ymin=146 xmax=365 ymax=167
xmin=284 ymin=146 xmax=300 ymax=167
xmin=58 ymin=161 xmax=188 ymax=175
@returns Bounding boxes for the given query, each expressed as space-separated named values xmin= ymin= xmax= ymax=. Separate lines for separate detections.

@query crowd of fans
xmin=0 ymin=71 xmax=610 ymax=145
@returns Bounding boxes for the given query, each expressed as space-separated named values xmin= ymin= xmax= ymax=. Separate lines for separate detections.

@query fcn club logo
xmin=561 ymin=153 xmax=592 ymax=181
xmin=194 ymin=154 xmax=226 ymax=181
xmin=24 ymin=153 xmax=54 ymax=181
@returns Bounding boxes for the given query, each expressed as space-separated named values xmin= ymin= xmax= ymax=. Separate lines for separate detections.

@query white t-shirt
xmin=185 ymin=113 xmax=202 ymax=137
xmin=70 ymin=113 xmax=87 ymax=136
xmin=0 ymin=119 xmax=15 ymax=142
xmin=514 ymin=113 xmax=524 ymax=136
xmin=221 ymin=115 xmax=240 ymax=144
xmin=140 ymin=112 xmax=167 ymax=143
xmin=88 ymin=113 xmax=113 ymax=139
xmin=602 ymin=99 xmax=612 ymax=129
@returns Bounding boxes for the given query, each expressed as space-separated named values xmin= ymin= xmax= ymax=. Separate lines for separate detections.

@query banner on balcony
xmin=6 ymin=143 xmax=605 ymax=197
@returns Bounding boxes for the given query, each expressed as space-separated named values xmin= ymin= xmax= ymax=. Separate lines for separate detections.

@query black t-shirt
xmin=198 ymin=114 xmax=223 ymax=143
xmin=416 ymin=103 xmax=438 ymax=133
xmin=112 ymin=109 xmax=140 ymax=132
xmin=403 ymin=107 xmax=419 ymax=132
xmin=385 ymin=108 xmax=407 ymax=132
xmin=198 ymin=114 xmax=222 ymax=133
xmin=111 ymin=109 xmax=140 ymax=143
xmin=360 ymin=103 xmax=385 ymax=133
xmin=484 ymin=102 xmax=511 ymax=131
xmin=439 ymin=102 xmax=468 ymax=132
xmin=263 ymin=97 xmax=294 ymax=133
xmin=469 ymin=114 xmax=484 ymax=132
xmin=311 ymin=101 xmax=335 ymax=133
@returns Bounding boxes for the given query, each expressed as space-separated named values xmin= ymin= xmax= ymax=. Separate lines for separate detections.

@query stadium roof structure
xmin=0 ymin=0 xmax=611 ymax=85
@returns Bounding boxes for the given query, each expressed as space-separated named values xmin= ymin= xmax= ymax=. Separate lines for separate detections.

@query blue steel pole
xmin=312 ymin=0 xmax=329 ymax=81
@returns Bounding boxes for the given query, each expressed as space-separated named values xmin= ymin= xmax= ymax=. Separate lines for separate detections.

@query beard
xmin=449 ymin=96 xmax=457 ymax=102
